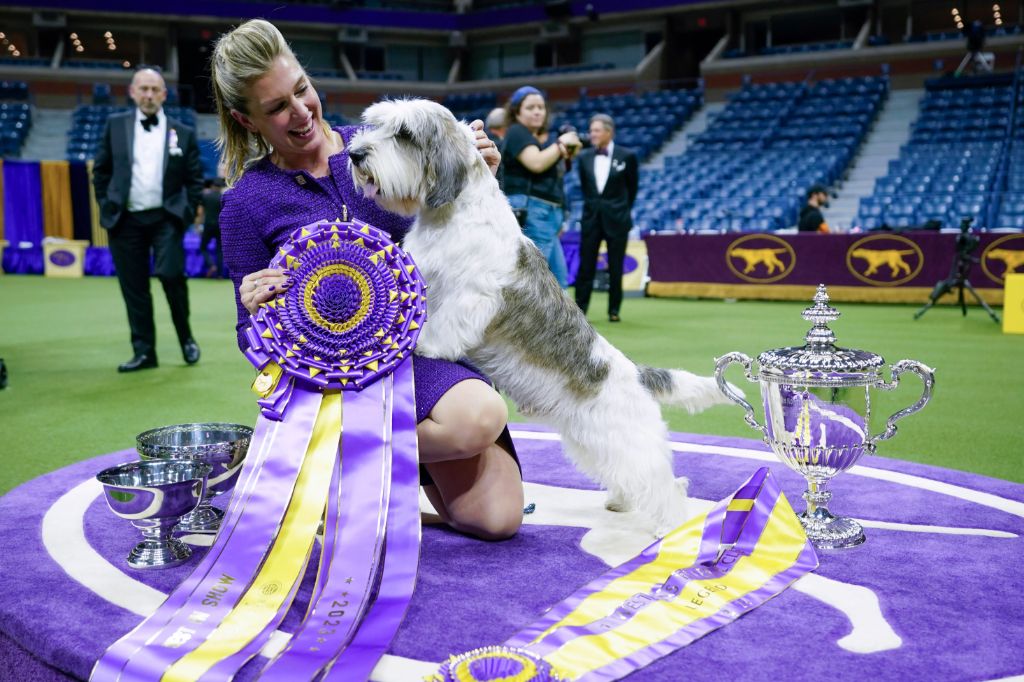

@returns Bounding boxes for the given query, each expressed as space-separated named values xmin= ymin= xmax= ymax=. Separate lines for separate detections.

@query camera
xmin=558 ymin=123 xmax=582 ymax=154
xmin=956 ymin=216 xmax=979 ymax=258
xmin=965 ymin=20 xmax=986 ymax=53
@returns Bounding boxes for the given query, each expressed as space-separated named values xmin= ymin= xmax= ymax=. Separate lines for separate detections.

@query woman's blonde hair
xmin=210 ymin=19 xmax=330 ymax=185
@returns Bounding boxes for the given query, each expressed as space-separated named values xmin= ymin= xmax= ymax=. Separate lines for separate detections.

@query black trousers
xmin=574 ymin=218 xmax=628 ymax=316
xmin=200 ymin=223 xmax=223 ymax=275
xmin=108 ymin=209 xmax=192 ymax=356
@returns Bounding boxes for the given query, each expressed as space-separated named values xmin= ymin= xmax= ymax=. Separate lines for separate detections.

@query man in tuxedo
xmin=574 ymin=114 xmax=638 ymax=322
xmin=93 ymin=66 xmax=204 ymax=372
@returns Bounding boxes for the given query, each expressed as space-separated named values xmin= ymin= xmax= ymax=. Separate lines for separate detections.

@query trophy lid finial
xmin=802 ymin=283 xmax=840 ymax=347
xmin=755 ymin=283 xmax=885 ymax=381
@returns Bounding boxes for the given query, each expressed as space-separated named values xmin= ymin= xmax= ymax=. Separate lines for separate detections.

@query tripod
xmin=914 ymin=247 xmax=1000 ymax=323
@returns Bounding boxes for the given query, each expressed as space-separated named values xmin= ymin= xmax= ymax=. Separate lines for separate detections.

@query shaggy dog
xmin=348 ymin=99 xmax=732 ymax=535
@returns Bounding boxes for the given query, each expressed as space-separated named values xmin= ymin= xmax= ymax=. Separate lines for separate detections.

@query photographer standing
xmin=502 ymin=85 xmax=581 ymax=287
xmin=798 ymin=184 xmax=831 ymax=233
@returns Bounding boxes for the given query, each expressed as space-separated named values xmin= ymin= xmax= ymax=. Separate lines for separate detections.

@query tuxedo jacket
xmin=92 ymin=109 xmax=204 ymax=230
xmin=577 ymin=144 xmax=639 ymax=235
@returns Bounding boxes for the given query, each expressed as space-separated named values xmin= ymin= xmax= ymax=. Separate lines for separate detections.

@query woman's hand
xmin=240 ymin=267 xmax=290 ymax=315
xmin=469 ymin=119 xmax=501 ymax=176
xmin=557 ymin=131 xmax=582 ymax=159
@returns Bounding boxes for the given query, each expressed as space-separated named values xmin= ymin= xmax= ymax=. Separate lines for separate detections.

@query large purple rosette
xmin=91 ymin=219 xmax=425 ymax=682
xmin=245 ymin=219 xmax=426 ymax=407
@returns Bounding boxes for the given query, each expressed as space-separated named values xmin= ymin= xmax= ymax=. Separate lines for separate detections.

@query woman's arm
xmin=516 ymin=142 xmax=564 ymax=174
xmin=219 ymin=189 xmax=286 ymax=349
xmin=515 ymin=130 xmax=581 ymax=174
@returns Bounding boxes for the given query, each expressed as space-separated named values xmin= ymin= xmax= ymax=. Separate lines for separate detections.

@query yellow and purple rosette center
xmin=244 ymin=219 xmax=426 ymax=395
xmin=430 ymin=646 xmax=566 ymax=682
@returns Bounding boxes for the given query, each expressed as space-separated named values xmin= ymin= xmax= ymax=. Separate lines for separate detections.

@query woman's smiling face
xmin=232 ymin=55 xmax=326 ymax=160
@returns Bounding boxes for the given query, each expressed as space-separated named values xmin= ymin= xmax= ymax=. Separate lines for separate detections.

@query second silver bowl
xmin=136 ymin=422 xmax=253 ymax=534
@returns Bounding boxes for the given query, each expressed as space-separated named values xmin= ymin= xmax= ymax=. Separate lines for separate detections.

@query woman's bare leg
xmin=418 ymin=379 xmax=523 ymax=540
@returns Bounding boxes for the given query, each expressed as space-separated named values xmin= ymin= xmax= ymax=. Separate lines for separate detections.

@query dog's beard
xmin=351 ymin=157 xmax=423 ymax=217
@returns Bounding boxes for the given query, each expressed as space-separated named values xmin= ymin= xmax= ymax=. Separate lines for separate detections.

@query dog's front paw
xmin=414 ymin=326 xmax=468 ymax=362
xmin=414 ymin=335 xmax=454 ymax=361
xmin=604 ymin=489 xmax=635 ymax=513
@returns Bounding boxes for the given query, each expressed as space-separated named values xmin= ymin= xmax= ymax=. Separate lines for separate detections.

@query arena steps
xmin=825 ymin=88 xmax=924 ymax=231
xmin=19 ymin=108 xmax=72 ymax=161
xmin=645 ymin=102 xmax=725 ymax=170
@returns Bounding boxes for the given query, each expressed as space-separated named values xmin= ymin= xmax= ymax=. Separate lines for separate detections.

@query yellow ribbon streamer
xmin=538 ymin=493 xmax=807 ymax=678
xmin=161 ymin=391 xmax=343 ymax=682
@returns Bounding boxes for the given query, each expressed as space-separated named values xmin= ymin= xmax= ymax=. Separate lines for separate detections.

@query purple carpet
xmin=1 ymin=425 xmax=1023 ymax=681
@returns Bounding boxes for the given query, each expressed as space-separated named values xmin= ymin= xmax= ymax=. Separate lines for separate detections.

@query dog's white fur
xmin=349 ymin=99 xmax=732 ymax=535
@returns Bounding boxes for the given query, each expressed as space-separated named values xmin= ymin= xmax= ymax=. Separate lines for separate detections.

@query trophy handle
xmin=870 ymin=359 xmax=935 ymax=444
xmin=714 ymin=352 xmax=767 ymax=438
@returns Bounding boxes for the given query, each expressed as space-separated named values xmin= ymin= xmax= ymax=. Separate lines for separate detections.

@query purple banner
xmin=258 ymin=379 xmax=391 ymax=680
xmin=644 ymin=232 xmax=1024 ymax=297
xmin=322 ymin=360 xmax=421 ymax=681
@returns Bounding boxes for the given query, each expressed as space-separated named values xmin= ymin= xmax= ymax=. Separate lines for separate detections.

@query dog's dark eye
xmin=396 ymin=126 xmax=413 ymax=142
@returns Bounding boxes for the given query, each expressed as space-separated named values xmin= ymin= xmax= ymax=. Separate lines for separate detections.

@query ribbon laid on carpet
xmin=432 ymin=467 xmax=817 ymax=681
xmin=90 ymin=219 xmax=427 ymax=682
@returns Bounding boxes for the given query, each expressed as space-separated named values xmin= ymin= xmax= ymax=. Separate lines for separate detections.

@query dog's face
xmin=348 ymin=98 xmax=474 ymax=216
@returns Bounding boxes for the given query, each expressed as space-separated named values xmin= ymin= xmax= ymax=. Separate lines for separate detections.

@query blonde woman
xmin=211 ymin=19 xmax=522 ymax=540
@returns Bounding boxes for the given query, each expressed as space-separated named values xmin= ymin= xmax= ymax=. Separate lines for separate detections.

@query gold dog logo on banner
xmin=845 ymin=234 xmax=923 ymax=286
xmin=981 ymin=234 xmax=1024 ymax=285
xmin=725 ymin=235 xmax=796 ymax=283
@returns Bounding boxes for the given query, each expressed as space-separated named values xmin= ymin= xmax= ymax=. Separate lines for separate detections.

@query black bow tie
xmin=595 ymin=147 xmax=609 ymax=156
xmin=140 ymin=114 xmax=159 ymax=132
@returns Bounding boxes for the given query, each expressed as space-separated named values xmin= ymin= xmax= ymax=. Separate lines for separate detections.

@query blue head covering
xmin=510 ymin=86 xmax=543 ymax=107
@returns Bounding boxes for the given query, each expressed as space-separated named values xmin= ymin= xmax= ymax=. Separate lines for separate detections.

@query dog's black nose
xmin=348 ymin=147 xmax=367 ymax=165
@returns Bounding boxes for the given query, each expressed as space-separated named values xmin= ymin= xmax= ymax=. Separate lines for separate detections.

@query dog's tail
xmin=637 ymin=365 xmax=733 ymax=414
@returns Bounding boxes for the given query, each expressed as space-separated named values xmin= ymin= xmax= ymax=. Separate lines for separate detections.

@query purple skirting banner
xmin=643 ymin=231 xmax=1024 ymax=303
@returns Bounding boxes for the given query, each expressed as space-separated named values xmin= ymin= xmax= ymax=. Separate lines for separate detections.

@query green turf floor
xmin=1 ymin=275 xmax=1021 ymax=495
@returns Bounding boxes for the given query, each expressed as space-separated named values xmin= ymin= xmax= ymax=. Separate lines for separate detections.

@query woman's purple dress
xmin=219 ymin=126 xmax=488 ymax=425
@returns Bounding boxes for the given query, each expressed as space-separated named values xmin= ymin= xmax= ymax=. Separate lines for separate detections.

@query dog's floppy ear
xmin=424 ymin=115 xmax=468 ymax=209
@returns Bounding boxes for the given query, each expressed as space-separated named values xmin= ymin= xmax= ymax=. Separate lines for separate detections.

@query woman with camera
xmin=502 ymin=86 xmax=581 ymax=287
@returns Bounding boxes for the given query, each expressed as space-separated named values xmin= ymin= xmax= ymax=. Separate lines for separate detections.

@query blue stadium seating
xmin=628 ymin=76 xmax=886 ymax=234
xmin=723 ymin=41 xmax=854 ymax=59
xmin=65 ymin=104 xmax=198 ymax=162
xmin=442 ymin=91 xmax=498 ymax=126
xmin=855 ymin=74 xmax=1017 ymax=231
xmin=552 ymin=87 xmax=702 ymax=231
xmin=502 ymin=63 xmax=614 ymax=78
xmin=0 ymin=57 xmax=50 ymax=68
xmin=553 ymin=87 xmax=702 ymax=163
xmin=0 ymin=86 xmax=31 ymax=157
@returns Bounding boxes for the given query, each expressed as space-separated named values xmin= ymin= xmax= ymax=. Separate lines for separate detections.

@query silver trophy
xmin=136 ymin=423 xmax=253 ymax=534
xmin=96 ymin=460 xmax=212 ymax=569
xmin=714 ymin=284 xmax=934 ymax=549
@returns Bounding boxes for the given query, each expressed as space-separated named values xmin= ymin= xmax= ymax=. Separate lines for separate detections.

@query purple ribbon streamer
xmin=577 ymin=477 xmax=814 ymax=681
xmin=91 ymin=388 xmax=321 ymax=682
xmin=89 ymin=415 xmax=277 ymax=682
xmin=321 ymin=360 xmax=421 ymax=681
xmin=522 ymin=470 xmax=782 ymax=660
xmin=201 ymin=408 xmax=344 ymax=679
xmin=258 ymin=378 xmax=393 ymax=680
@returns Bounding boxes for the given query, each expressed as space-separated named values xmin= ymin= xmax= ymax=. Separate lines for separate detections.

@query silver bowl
xmin=97 ymin=460 xmax=212 ymax=569
xmin=136 ymin=423 xmax=253 ymax=534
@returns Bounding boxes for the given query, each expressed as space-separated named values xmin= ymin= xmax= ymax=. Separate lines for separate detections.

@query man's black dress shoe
xmin=118 ymin=354 xmax=158 ymax=373
xmin=182 ymin=339 xmax=201 ymax=365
